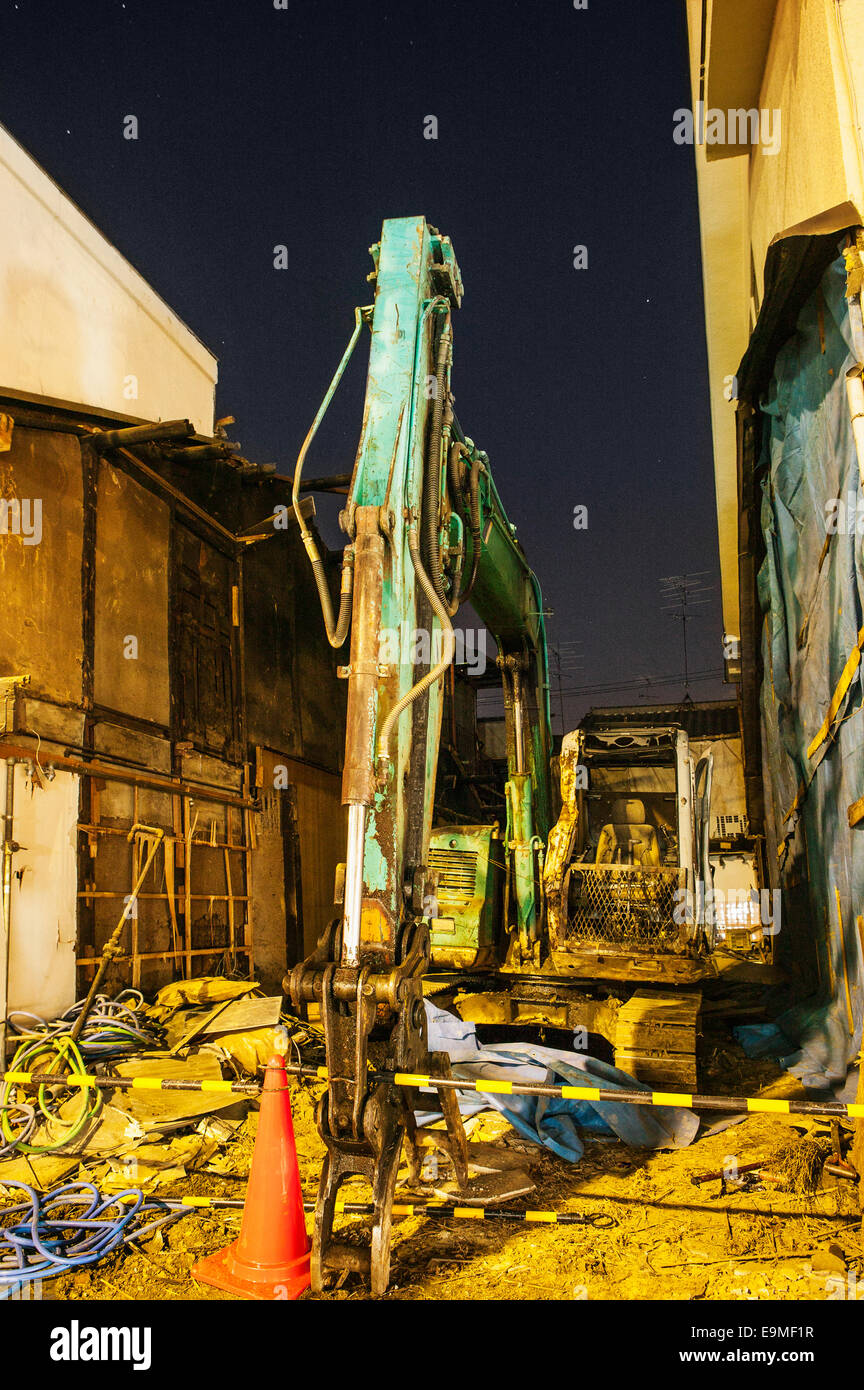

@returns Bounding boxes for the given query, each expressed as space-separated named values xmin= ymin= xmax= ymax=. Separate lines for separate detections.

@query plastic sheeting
xmin=748 ymin=249 xmax=864 ymax=1087
xmin=420 ymin=1001 xmax=699 ymax=1163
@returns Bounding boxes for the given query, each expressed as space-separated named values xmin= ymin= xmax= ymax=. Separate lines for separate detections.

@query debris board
xmin=201 ymin=996 xmax=282 ymax=1035
xmin=432 ymin=1169 xmax=536 ymax=1205
xmin=110 ymin=1053 xmax=249 ymax=1130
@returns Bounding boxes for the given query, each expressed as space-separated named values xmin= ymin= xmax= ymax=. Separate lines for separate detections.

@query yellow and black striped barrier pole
xmin=159 ymin=1195 xmax=616 ymax=1227
xmin=3 ymin=1065 xmax=863 ymax=1121
xmin=393 ymin=1072 xmax=864 ymax=1120
xmin=0 ymin=1070 xmax=261 ymax=1094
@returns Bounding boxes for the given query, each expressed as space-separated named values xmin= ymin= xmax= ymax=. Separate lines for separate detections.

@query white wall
xmin=750 ymin=0 xmax=864 ymax=283
xmin=7 ymin=765 xmax=79 ymax=1022
xmin=685 ymin=0 xmax=754 ymax=639
xmin=686 ymin=0 xmax=864 ymax=639
xmin=0 ymin=123 xmax=216 ymax=434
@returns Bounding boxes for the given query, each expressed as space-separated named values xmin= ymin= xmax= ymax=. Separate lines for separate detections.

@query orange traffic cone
xmin=192 ymin=1054 xmax=311 ymax=1300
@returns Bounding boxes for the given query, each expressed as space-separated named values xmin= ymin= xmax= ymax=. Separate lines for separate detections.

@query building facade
xmin=686 ymin=0 xmax=864 ymax=1090
xmin=0 ymin=124 xmax=346 ymax=1029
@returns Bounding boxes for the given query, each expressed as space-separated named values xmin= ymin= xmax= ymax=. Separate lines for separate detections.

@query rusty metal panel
xmin=0 ymin=425 xmax=83 ymax=703
xmin=282 ymin=756 xmax=346 ymax=954
xmin=243 ymin=519 xmax=346 ymax=771
xmin=94 ymin=460 xmax=170 ymax=725
xmin=173 ymin=523 xmax=241 ymax=759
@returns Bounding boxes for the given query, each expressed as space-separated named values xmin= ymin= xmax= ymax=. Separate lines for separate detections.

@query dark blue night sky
xmin=0 ymin=0 xmax=726 ymax=730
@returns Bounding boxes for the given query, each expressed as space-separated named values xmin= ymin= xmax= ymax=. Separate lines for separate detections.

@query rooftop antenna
xmin=550 ymin=639 xmax=584 ymax=735
xmin=659 ymin=573 xmax=714 ymax=693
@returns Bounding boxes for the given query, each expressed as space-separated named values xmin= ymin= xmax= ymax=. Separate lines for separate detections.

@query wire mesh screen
xmin=564 ymin=863 xmax=685 ymax=952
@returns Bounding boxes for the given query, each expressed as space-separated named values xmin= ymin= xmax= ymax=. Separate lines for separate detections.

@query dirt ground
xmin=42 ymin=1031 xmax=863 ymax=1303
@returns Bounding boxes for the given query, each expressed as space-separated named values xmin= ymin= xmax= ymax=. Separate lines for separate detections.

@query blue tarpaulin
xmin=420 ymin=1001 xmax=699 ymax=1163
xmin=745 ymin=248 xmax=864 ymax=1087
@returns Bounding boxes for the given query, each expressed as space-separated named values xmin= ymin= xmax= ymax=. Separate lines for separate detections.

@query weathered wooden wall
xmin=0 ymin=402 xmax=345 ymax=1016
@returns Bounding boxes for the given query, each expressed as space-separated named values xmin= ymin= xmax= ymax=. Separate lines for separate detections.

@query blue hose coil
xmin=0 ymin=1181 xmax=185 ymax=1292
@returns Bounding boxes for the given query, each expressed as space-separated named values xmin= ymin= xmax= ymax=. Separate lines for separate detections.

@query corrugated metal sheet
xmin=582 ymin=700 xmax=740 ymax=740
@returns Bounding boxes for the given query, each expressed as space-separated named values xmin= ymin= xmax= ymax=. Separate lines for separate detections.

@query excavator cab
xmin=595 ymin=797 xmax=663 ymax=869
xmin=544 ymin=717 xmax=709 ymax=984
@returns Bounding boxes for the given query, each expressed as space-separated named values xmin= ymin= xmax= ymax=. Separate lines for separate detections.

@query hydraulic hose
xmin=445 ymin=541 xmax=464 ymax=619
xmin=446 ymin=436 xmax=463 ymax=514
xmin=422 ymin=312 xmax=452 ymax=606
xmin=292 ymin=307 xmax=370 ymax=647
xmin=461 ymin=450 xmax=483 ymax=603
xmin=445 ymin=440 xmax=483 ymax=606
xmin=376 ymin=521 xmax=456 ymax=782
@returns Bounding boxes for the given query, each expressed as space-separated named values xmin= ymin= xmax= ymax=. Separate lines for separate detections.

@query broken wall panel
xmin=253 ymin=751 xmax=303 ymax=986
xmin=244 ymin=534 xmax=349 ymax=769
xmin=0 ymin=412 xmax=345 ymax=1021
xmin=80 ymin=788 xmax=253 ymax=999
xmin=282 ymin=756 xmax=346 ymax=954
xmin=93 ymin=720 xmax=173 ymax=774
xmin=242 ymin=533 xmax=302 ymax=761
xmin=173 ymin=525 xmax=241 ymax=760
xmin=19 ymin=696 xmax=85 ymax=748
xmin=170 ymin=463 xmax=347 ymax=772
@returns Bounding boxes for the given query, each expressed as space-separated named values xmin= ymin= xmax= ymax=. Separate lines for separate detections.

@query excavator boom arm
xmin=288 ymin=216 xmax=552 ymax=1290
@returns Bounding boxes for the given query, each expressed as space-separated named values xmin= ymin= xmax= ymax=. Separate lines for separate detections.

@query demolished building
xmin=0 ymin=123 xmax=346 ymax=1049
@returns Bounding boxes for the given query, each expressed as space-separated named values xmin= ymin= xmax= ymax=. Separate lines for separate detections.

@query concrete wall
xmin=0 ymin=123 xmax=216 ymax=432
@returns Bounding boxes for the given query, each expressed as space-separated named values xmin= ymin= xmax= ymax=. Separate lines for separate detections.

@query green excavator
xmin=285 ymin=216 xmax=554 ymax=1293
xmin=285 ymin=217 xmax=744 ymax=1293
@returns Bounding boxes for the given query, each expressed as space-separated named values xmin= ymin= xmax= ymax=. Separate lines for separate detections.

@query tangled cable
xmin=0 ymin=1034 xmax=100 ymax=1156
xmin=0 ymin=1101 xmax=36 ymax=1159
xmin=8 ymin=990 xmax=161 ymax=1061
xmin=0 ymin=1181 xmax=184 ymax=1292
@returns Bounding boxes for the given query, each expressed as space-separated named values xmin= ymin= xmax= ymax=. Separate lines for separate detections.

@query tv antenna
xmin=659 ymin=573 xmax=714 ymax=692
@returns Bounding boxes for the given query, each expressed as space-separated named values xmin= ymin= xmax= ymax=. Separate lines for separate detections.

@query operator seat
xmin=595 ymin=798 xmax=661 ymax=867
